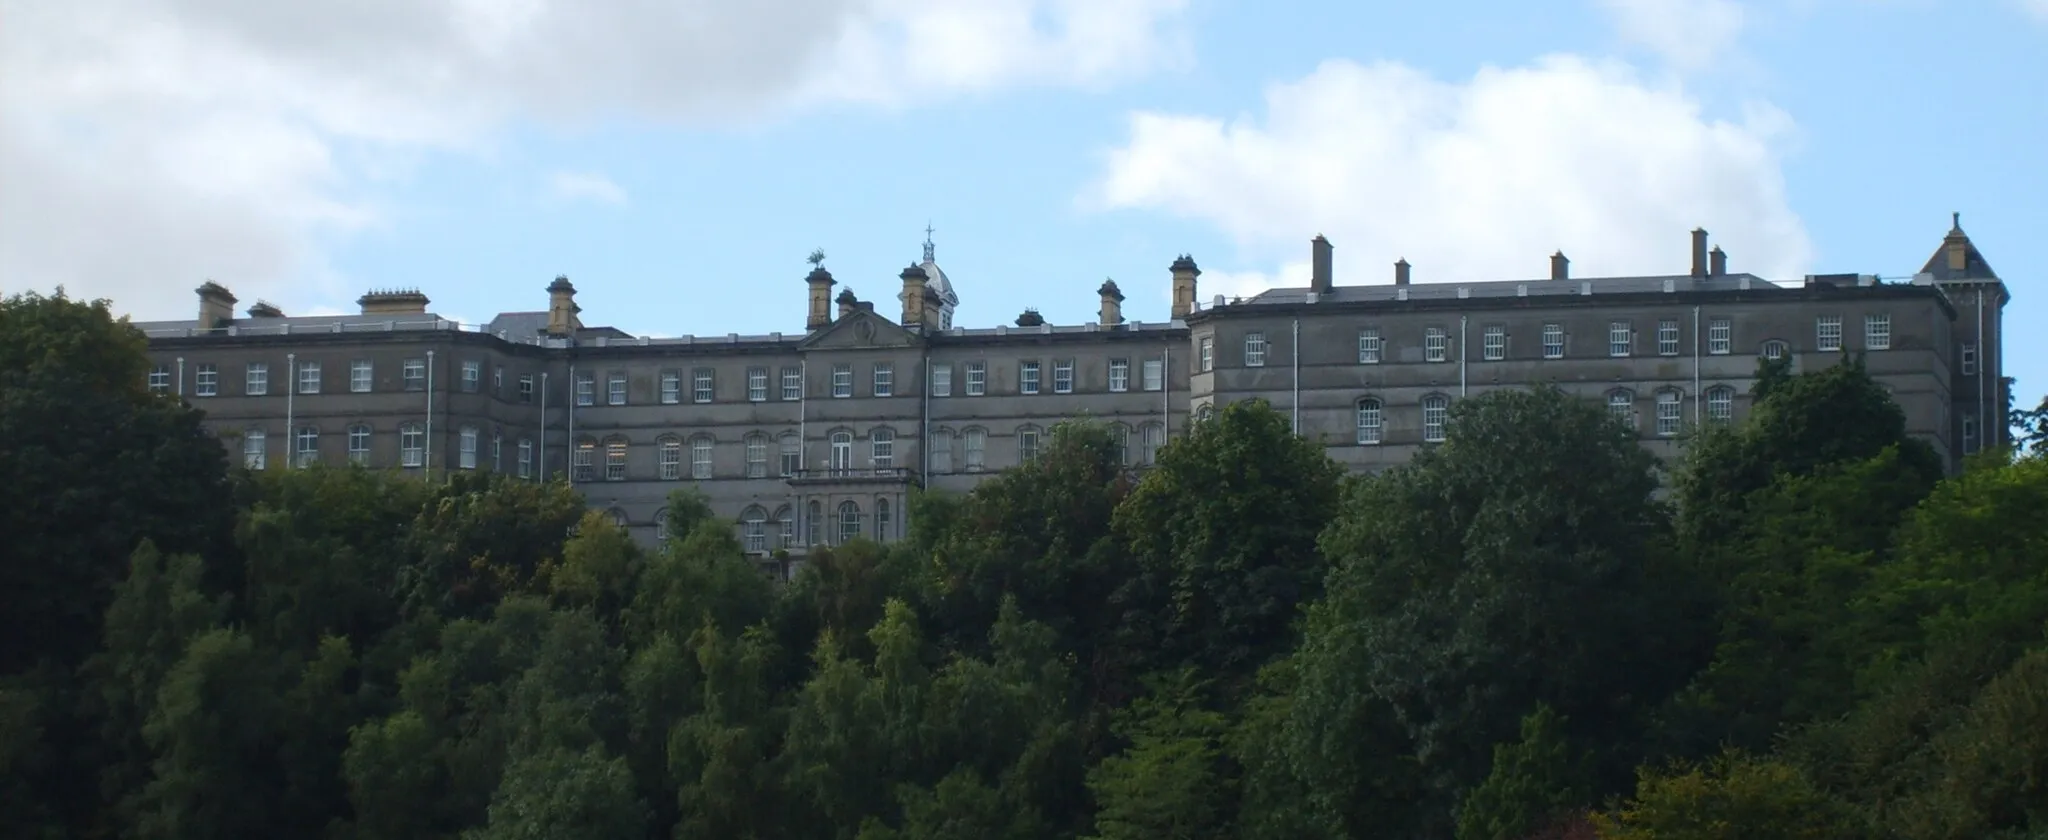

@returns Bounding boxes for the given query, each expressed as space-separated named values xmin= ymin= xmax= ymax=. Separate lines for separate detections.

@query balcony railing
xmin=788 ymin=467 xmax=916 ymax=484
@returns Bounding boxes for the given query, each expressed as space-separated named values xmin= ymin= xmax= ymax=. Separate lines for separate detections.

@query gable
xmin=798 ymin=308 xmax=923 ymax=351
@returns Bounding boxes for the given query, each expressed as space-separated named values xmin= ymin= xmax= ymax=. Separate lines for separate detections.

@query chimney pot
xmin=1394 ymin=259 xmax=1411 ymax=286
xmin=1709 ymin=245 xmax=1727 ymax=277
xmin=1310 ymin=235 xmax=1334 ymax=294
xmin=1550 ymin=251 xmax=1570 ymax=281
xmin=1690 ymin=228 xmax=1709 ymax=277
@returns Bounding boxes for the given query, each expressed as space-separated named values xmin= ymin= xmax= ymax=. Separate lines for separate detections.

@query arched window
xmin=875 ymin=497 xmax=892 ymax=542
xmin=603 ymin=435 xmax=628 ymax=481
xmin=1196 ymin=404 xmax=1215 ymax=424
xmin=779 ymin=432 xmax=801 ymax=477
xmin=243 ymin=429 xmax=267 ymax=470
xmin=459 ymin=425 xmax=479 ymax=470
xmin=491 ymin=430 xmax=502 ymax=472
xmin=1706 ymin=385 xmax=1735 ymax=423
xmin=1109 ymin=423 xmax=1131 ymax=465
xmin=836 ymin=500 xmax=862 ymax=545
xmin=654 ymin=507 xmax=670 ymax=543
xmin=1760 ymin=339 xmax=1789 ymax=360
xmin=772 ymin=505 xmax=794 ymax=549
xmin=658 ymin=435 xmax=683 ymax=481
xmin=1139 ymin=422 xmax=1165 ymax=465
xmin=806 ymin=500 xmax=822 ymax=546
xmin=690 ymin=436 xmax=713 ymax=480
xmin=517 ymin=439 xmax=533 ymax=479
xmin=608 ymin=508 xmax=629 ymax=528
xmin=871 ymin=427 xmax=896 ymax=468
xmin=744 ymin=433 xmax=769 ymax=478
xmin=740 ymin=505 xmax=768 ymax=553
xmin=1654 ymin=389 xmax=1684 ymax=437
xmin=830 ymin=430 xmax=854 ymax=472
xmin=400 ymin=422 xmax=426 ymax=468
xmin=1017 ymin=425 xmax=1042 ymax=463
xmin=1355 ymin=398 xmax=1383 ymax=445
xmin=928 ymin=428 xmax=954 ymax=474
xmin=348 ymin=423 xmax=372 ymax=465
xmin=571 ymin=436 xmax=596 ymax=482
xmin=1421 ymin=395 xmax=1449 ymax=443
xmin=1607 ymin=390 xmax=1637 ymax=430
xmin=963 ymin=428 xmax=987 ymax=472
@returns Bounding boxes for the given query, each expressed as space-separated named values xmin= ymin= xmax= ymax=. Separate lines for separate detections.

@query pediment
xmin=799 ymin=308 xmax=923 ymax=351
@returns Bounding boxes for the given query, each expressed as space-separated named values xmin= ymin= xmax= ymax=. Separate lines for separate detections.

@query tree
xmin=1455 ymin=706 xmax=1587 ymax=840
xmin=1594 ymin=752 xmax=1862 ymax=840
xmin=1086 ymin=670 xmax=1235 ymax=840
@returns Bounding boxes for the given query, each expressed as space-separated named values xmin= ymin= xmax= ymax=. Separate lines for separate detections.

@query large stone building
xmin=137 ymin=220 xmax=2009 ymax=560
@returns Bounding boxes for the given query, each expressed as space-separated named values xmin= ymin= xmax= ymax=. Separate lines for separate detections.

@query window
xmin=491 ymin=431 xmax=502 ymax=472
xmin=829 ymin=431 xmax=853 ymax=472
xmin=1655 ymin=390 xmax=1683 ymax=437
xmin=741 ymin=506 xmax=768 ymax=553
xmin=1706 ymin=387 xmax=1734 ymax=423
xmin=608 ymin=372 xmax=627 ymax=406
xmin=144 ymin=366 xmax=167 ymax=396
xmin=807 ymin=501 xmax=823 ymax=546
xmin=1109 ymin=359 xmax=1130 ymax=392
xmin=243 ymin=430 xmax=267 ymax=470
xmin=775 ymin=506 xmax=794 ymax=550
xmin=574 ymin=371 xmax=594 ymax=406
xmin=1961 ymin=343 xmax=1977 ymax=375
xmin=747 ymin=367 xmax=768 ymax=402
xmin=872 ymin=364 xmax=893 ymax=397
xmin=1020 ymin=361 xmax=1041 ymax=395
xmin=875 ymin=498 xmax=892 ymax=543
xmin=1425 ymin=327 xmax=1449 ymax=362
xmin=1708 ymin=318 xmax=1732 ymax=355
xmin=1422 ymin=396 xmax=1449 ymax=443
xmin=1200 ymin=337 xmax=1215 ymax=372
xmin=459 ymin=426 xmax=479 ymax=469
xmin=1963 ymin=413 xmax=1979 ymax=454
xmin=1053 ymin=360 xmax=1074 ymax=394
xmin=294 ymin=427 xmax=319 ymax=467
xmin=400 ymin=423 xmax=425 ymax=468
xmin=461 ymin=361 xmax=481 ymax=393
xmin=1356 ymin=398 xmax=1383 ymax=445
xmin=1608 ymin=322 xmax=1632 ymax=357
xmin=403 ymin=358 xmax=425 ymax=391
xmin=1542 ymin=324 xmax=1565 ymax=359
xmin=1359 ymin=328 xmax=1383 ymax=364
xmin=609 ymin=509 xmax=629 ymax=529
xmin=194 ymin=363 xmax=218 ymax=397
xmin=572 ymin=438 xmax=595 ymax=481
xmin=832 ymin=363 xmax=853 ymax=398
xmin=1761 ymin=340 xmax=1789 ymax=360
xmin=865 ymin=428 xmax=895 ymax=468
xmin=779 ymin=433 xmax=800 ymax=477
xmin=691 ymin=437 xmax=713 ymax=480
xmin=298 ymin=361 xmax=322 ymax=394
xmin=1140 ymin=423 xmax=1165 ymax=465
xmin=519 ymin=374 xmax=534 ymax=404
xmin=595 ymin=437 xmax=623 ymax=481
xmin=1816 ymin=315 xmax=1843 ymax=352
xmin=692 ymin=368 xmax=714 ymax=403
xmin=1865 ymin=315 xmax=1891 ymax=350
xmin=931 ymin=364 xmax=952 ymax=397
xmin=517 ymin=439 xmax=533 ymax=479
xmin=781 ymin=367 xmax=801 ymax=401
xmin=246 ymin=363 xmax=269 ymax=396
xmin=348 ymin=424 xmax=371 ymax=465
xmin=1657 ymin=320 xmax=1680 ymax=356
xmin=836 ymin=501 xmax=862 ymax=545
xmin=349 ymin=360 xmax=373 ymax=393
xmin=1110 ymin=424 xmax=1130 ymax=465
xmin=1244 ymin=332 xmax=1267 ymax=367
xmin=660 ymin=370 xmax=681 ymax=404
xmin=1608 ymin=390 xmax=1636 ymax=430
xmin=1142 ymin=359 xmax=1163 ymax=392
xmin=1018 ymin=426 xmax=1041 ymax=462
xmin=494 ymin=366 xmax=503 ymax=396
xmin=928 ymin=430 xmax=953 ymax=473
xmin=964 ymin=428 xmax=987 ymax=472
xmin=1482 ymin=326 xmax=1506 ymax=361
xmin=659 ymin=436 xmax=683 ymax=480
xmin=745 ymin=434 xmax=769 ymax=478
xmin=1195 ymin=404 xmax=1215 ymax=424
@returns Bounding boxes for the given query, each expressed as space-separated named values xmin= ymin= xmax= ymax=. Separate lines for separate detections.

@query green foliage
xmin=1457 ymin=706 xmax=1588 ymax=840
xmin=1594 ymin=753 xmax=1863 ymax=840
xmin=1086 ymin=670 xmax=1235 ymax=840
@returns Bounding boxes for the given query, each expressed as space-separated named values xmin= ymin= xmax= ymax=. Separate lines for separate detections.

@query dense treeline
xmin=5 ymin=288 xmax=2048 ymax=839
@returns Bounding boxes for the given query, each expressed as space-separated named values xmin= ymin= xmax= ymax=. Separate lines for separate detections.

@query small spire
xmin=1949 ymin=211 xmax=1964 ymax=234
xmin=922 ymin=223 xmax=936 ymax=264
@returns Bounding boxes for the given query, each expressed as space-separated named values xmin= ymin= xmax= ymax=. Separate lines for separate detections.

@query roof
xmin=1918 ymin=216 xmax=1999 ymax=281
xmin=920 ymin=258 xmax=958 ymax=306
xmin=1236 ymin=273 xmax=1782 ymax=307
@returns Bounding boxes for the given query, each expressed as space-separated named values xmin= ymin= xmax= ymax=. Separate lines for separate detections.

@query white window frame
xmin=1020 ymin=361 xmax=1041 ymax=395
xmin=781 ymin=367 xmax=801 ymax=401
xmin=1481 ymin=326 xmax=1506 ymax=361
xmin=690 ymin=437 xmax=713 ymax=480
xmin=1654 ymin=390 xmax=1682 ymax=437
xmin=1708 ymin=318 xmax=1732 ymax=355
xmin=931 ymin=364 xmax=952 ymax=397
xmin=347 ymin=424 xmax=370 ymax=464
xmin=1961 ymin=343 xmax=1977 ymax=376
xmin=966 ymin=362 xmax=987 ymax=396
xmin=1243 ymin=332 xmax=1267 ymax=367
xmin=1355 ymin=398 xmax=1383 ymax=445
xmin=692 ymin=369 xmax=714 ymax=404
xmin=1359 ymin=328 xmax=1382 ymax=364
xmin=1108 ymin=359 xmax=1129 ymax=393
xmin=1657 ymin=320 xmax=1680 ymax=356
xmin=298 ymin=361 xmax=322 ymax=395
xmin=1422 ymin=396 xmax=1449 ymax=443
xmin=1865 ymin=314 xmax=1891 ymax=351
xmin=1141 ymin=359 xmax=1163 ymax=392
xmin=659 ymin=437 xmax=683 ymax=481
xmin=745 ymin=434 xmax=768 ymax=478
xmin=605 ymin=438 xmax=627 ymax=481
xmin=400 ymin=423 xmax=425 ymax=468
xmin=1018 ymin=426 xmax=1040 ymax=462
xmin=459 ymin=426 xmax=479 ymax=469
xmin=246 ymin=363 xmax=269 ymax=396
xmin=1608 ymin=390 xmax=1636 ymax=430
xmin=1140 ymin=423 xmax=1165 ymax=465
xmin=964 ymin=428 xmax=987 ymax=472
xmin=928 ymin=430 xmax=953 ymax=473
xmin=402 ymin=358 xmax=425 ymax=391
xmin=572 ymin=440 xmax=595 ymax=482
xmin=518 ymin=439 xmax=533 ymax=478
xmin=747 ymin=367 xmax=769 ymax=402
xmin=1762 ymin=340 xmax=1789 ymax=360
xmin=872 ymin=428 xmax=895 ymax=467
xmin=294 ymin=427 xmax=320 ymax=467
xmin=608 ymin=373 xmax=627 ymax=406
xmin=779 ymin=433 xmax=800 ymax=477
xmin=574 ymin=371 xmax=594 ymax=406
xmin=1816 ymin=315 xmax=1843 ymax=353
xmin=661 ymin=370 xmax=681 ymax=404
xmin=830 ymin=431 xmax=854 ymax=472
xmin=873 ymin=363 xmax=893 ymax=397
xmin=832 ymin=363 xmax=853 ymax=398
xmin=1706 ymin=387 xmax=1734 ymax=423
xmin=243 ymin=430 xmax=267 ymax=470
xmin=1541 ymin=324 xmax=1565 ymax=359
xmin=461 ymin=360 xmax=481 ymax=393
xmin=1608 ymin=322 xmax=1632 ymax=358
xmin=836 ymin=501 xmax=862 ymax=545
xmin=194 ymin=363 xmax=218 ymax=397
xmin=1425 ymin=327 xmax=1449 ymax=363
xmin=1199 ymin=337 xmax=1214 ymax=372
xmin=351 ymin=360 xmax=373 ymax=393
xmin=1053 ymin=359 xmax=1074 ymax=394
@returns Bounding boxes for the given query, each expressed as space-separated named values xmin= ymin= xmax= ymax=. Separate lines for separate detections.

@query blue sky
xmin=4 ymin=0 xmax=2043 ymax=405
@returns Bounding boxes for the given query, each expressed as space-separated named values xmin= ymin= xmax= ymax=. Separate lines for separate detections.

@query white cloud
xmin=2020 ymin=0 xmax=2048 ymax=22
xmin=549 ymin=171 xmax=628 ymax=206
xmin=1596 ymin=0 xmax=1747 ymax=71
xmin=1090 ymin=55 xmax=1812 ymax=302
xmin=0 ymin=0 xmax=1191 ymax=320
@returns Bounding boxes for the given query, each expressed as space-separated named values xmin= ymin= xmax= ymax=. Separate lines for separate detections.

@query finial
xmin=922 ymin=223 xmax=936 ymax=264
xmin=1951 ymin=211 xmax=1962 ymax=232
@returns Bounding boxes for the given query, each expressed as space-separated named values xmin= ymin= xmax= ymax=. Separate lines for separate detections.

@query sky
xmin=3 ymin=0 xmax=2044 ymax=403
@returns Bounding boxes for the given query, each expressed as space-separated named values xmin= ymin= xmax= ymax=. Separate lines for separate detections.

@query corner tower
xmin=1918 ymin=212 xmax=2010 ymax=455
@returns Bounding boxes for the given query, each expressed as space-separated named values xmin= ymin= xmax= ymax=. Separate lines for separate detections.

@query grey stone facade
xmin=137 ymin=222 xmax=2009 ymax=563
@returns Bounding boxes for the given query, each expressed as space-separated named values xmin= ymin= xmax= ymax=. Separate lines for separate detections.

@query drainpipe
xmin=1290 ymin=319 xmax=1301 ymax=433
xmin=538 ymin=371 xmax=549 ymax=481
xmin=425 ymin=349 xmax=436 ymax=477
xmin=1692 ymin=306 xmax=1702 ymax=424
xmin=799 ymin=358 xmax=808 ymax=545
xmin=1162 ymin=343 xmax=1172 ymax=441
xmin=285 ymin=352 xmax=296 ymax=469
xmin=566 ymin=364 xmax=577 ymax=479
xmin=1458 ymin=316 xmax=1469 ymax=396
xmin=1977 ymin=289 xmax=1985 ymax=453
xmin=176 ymin=357 xmax=185 ymax=397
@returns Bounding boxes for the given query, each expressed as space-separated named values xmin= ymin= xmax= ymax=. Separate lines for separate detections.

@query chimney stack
xmin=545 ymin=276 xmax=581 ymax=336
xmin=1690 ymin=228 xmax=1709 ymax=278
xmin=358 ymin=288 xmax=431 ymax=316
xmin=1098 ymin=278 xmax=1125 ymax=327
xmin=805 ymin=265 xmax=837 ymax=330
xmin=246 ymin=300 xmax=284 ymax=318
xmin=1551 ymin=251 xmax=1570 ymax=281
xmin=1394 ymin=259 xmax=1411 ymax=286
xmin=1169 ymin=255 xmax=1201 ymax=320
xmin=195 ymin=282 xmax=237 ymax=331
xmin=836 ymin=287 xmax=859 ymax=320
xmin=1709 ymin=246 xmax=1727 ymax=277
xmin=898 ymin=264 xmax=929 ymax=330
xmin=1944 ymin=212 xmax=1970 ymax=273
xmin=1310 ymin=234 xmax=1334 ymax=294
